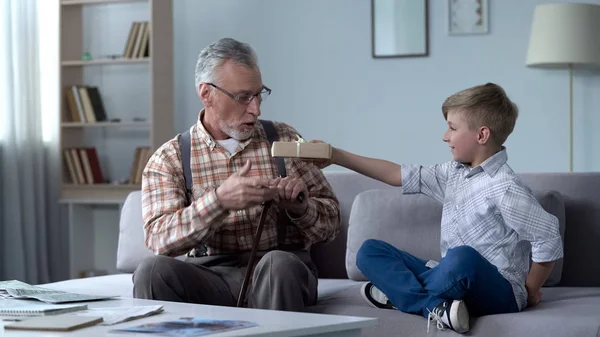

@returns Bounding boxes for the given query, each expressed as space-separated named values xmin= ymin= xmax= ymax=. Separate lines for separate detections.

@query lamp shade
xmin=526 ymin=3 xmax=600 ymax=68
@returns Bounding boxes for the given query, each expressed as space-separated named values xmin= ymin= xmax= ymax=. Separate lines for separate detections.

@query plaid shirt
xmin=141 ymin=113 xmax=341 ymax=257
xmin=402 ymin=148 xmax=563 ymax=311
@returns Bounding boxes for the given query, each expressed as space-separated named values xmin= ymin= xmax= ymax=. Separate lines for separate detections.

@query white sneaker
xmin=427 ymin=300 xmax=470 ymax=334
xmin=360 ymin=282 xmax=396 ymax=309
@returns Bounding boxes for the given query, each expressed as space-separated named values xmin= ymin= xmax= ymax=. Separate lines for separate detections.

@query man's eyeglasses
xmin=207 ymin=83 xmax=271 ymax=105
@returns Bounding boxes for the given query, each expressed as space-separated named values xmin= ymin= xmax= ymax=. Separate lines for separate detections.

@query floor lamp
xmin=526 ymin=3 xmax=600 ymax=172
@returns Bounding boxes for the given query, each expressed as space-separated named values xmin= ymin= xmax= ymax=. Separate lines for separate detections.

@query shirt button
xmin=240 ymin=236 xmax=245 ymax=241
xmin=237 ymin=210 xmax=243 ymax=216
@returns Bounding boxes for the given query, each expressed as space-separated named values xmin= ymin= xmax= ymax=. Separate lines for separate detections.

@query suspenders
xmin=178 ymin=120 xmax=294 ymax=256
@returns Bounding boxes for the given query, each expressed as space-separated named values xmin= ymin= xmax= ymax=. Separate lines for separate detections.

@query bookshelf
xmin=59 ymin=0 xmax=174 ymax=279
xmin=61 ymin=57 xmax=150 ymax=66
xmin=59 ymin=0 xmax=173 ymax=202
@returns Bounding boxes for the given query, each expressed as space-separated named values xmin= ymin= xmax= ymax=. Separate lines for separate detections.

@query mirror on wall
xmin=371 ymin=0 xmax=429 ymax=58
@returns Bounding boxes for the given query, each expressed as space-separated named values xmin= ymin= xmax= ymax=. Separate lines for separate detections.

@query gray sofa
xmin=41 ymin=171 xmax=600 ymax=336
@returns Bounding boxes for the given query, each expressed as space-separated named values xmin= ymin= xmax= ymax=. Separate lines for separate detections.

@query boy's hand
xmin=526 ymin=286 xmax=542 ymax=307
xmin=307 ymin=140 xmax=335 ymax=169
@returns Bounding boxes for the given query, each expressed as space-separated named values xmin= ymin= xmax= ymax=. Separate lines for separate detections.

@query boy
xmin=318 ymin=83 xmax=563 ymax=333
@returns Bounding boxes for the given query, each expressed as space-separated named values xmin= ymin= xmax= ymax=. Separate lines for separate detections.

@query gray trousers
xmin=132 ymin=250 xmax=318 ymax=312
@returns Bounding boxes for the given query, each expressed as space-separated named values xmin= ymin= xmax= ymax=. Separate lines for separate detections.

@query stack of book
xmin=64 ymin=85 xmax=107 ymax=124
xmin=129 ymin=147 xmax=152 ymax=185
xmin=123 ymin=21 xmax=150 ymax=59
xmin=63 ymin=147 xmax=105 ymax=185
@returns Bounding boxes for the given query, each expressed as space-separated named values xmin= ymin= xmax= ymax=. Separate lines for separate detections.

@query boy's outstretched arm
xmin=333 ymin=148 xmax=402 ymax=187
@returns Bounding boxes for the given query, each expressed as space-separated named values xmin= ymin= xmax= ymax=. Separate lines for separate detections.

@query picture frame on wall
xmin=448 ymin=0 xmax=489 ymax=35
xmin=371 ymin=0 xmax=429 ymax=58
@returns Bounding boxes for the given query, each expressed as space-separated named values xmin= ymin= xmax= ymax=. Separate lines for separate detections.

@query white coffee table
xmin=0 ymin=298 xmax=377 ymax=336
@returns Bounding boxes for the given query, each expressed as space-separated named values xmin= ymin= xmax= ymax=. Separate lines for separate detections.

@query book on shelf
xmin=64 ymin=85 xmax=107 ymax=123
xmin=63 ymin=147 xmax=105 ymax=185
xmin=129 ymin=146 xmax=152 ymax=185
xmin=123 ymin=21 xmax=150 ymax=59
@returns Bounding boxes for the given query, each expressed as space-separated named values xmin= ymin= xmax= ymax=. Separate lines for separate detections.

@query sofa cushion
xmin=346 ymin=188 xmax=566 ymax=286
xmin=306 ymin=282 xmax=600 ymax=337
xmin=518 ymin=172 xmax=600 ymax=287
xmin=116 ymin=191 xmax=154 ymax=273
xmin=346 ymin=189 xmax=442 ymax=281
xmin=533 ymin=190 xmax=566 ymax=286
xmin=310 ymin=172 xmax=394 ymax=279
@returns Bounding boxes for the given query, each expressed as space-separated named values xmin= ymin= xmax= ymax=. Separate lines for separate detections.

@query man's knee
xmin=251 ymin=250 xmax=317 ymax=310
xmin=255 ymin=250 xmax=305 ymax=279
xmin=132 ymin=255 xmax=176 ymax=293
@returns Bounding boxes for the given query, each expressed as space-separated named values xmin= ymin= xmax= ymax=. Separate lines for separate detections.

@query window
xmin=37 ymin=0 xmax=59 ymax=143
xmin=0 ymin=0 xmax=8 ymax=142
xmin=0 ymin=1 xmax=59 ymax=143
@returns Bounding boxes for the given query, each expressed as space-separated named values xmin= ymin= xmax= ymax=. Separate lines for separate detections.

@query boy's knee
xmin=356 ymin=239 xmax=385 ymax=268
xmin=446 ymin=245 xmax=480 ymax=261
xmin=444 ymin=246 xmax=485 ymax=275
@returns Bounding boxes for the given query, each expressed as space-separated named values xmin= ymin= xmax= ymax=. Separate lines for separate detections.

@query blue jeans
xmin=356 ymin=239 xmax=519 ymax=318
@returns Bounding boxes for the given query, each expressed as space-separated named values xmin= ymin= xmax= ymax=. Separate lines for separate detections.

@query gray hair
xmin=194 ymin=38 xmax=259 ymax=91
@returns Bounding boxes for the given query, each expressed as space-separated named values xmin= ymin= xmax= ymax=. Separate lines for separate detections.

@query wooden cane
xmin=236 ymin=200 xmax=272 ymax=307
xmin=236 ymin=193 xmax=304 ymax=307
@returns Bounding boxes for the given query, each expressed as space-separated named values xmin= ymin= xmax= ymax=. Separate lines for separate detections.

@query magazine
xmin=111 ymin=317 xmax=258 ymax=336
xmin=76 ymin=305 xmax=164 ymax=325
xmin=0 ymin=280 xmax=115 ymax=304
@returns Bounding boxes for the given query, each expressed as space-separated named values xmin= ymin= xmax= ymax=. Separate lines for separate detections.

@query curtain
xmin=0 ymin=0 xmax=64 ymax=284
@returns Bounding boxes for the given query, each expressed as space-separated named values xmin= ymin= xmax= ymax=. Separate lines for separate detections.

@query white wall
xmin=173 ymin=0 xmax=600 ymax=173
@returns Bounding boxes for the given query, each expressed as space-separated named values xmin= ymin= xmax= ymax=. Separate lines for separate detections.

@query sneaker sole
xmin=360 ymin=282 xmax=381 ymax=309
xmin=360 ymin=282 xmax=396 ymax=310
xmin=449 ymin=300 xmax=470 ymax=334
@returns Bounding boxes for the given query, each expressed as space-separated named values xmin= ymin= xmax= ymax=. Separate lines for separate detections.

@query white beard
xmin=218 ymin=120 xmax=254 ymax=141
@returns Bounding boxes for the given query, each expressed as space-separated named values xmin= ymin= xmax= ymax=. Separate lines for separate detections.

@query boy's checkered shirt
xmin=402 ymin=149 xmax=564 ymax=311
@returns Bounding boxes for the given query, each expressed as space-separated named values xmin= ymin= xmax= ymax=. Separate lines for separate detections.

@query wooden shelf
xmin=61 ymin=121 xmax=150 ymax=128
xmin=62 ymin=0 xmax=147 ymax=6
xmin=62 ymin=57 xmax=150 ymax=66
xmin=59 ymin=0 xmax=173 ymax=205
xmin=61 ymin=183 xmax=141 ymax=202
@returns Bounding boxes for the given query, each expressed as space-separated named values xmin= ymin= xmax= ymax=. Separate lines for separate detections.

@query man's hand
xmin=526 ymin=285 xmax=543 ymax=307
xmin=275 ymin=176 xmax=309 ymax=216
xmin=215 ymin=160 xmax=279 ymax=210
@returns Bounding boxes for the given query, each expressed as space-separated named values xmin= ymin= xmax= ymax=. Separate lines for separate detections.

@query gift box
xmin=271 ymin=141 xmax=332 ymax=159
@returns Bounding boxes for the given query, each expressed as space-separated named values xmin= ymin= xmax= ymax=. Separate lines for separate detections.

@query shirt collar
xmin=195 ymin=109 xmax=255 ymax=152
xmin=454 ymin=147 xmax=508 ymax=178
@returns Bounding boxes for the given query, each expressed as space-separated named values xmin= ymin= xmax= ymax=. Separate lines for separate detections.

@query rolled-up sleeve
xmin=499 ymin=182 xmax=564 ymax=262
xmin=401 ymin=162 xmax=451 ymax=204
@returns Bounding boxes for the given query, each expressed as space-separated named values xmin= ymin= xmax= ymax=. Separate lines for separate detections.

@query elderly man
xmin=132 ymin=38 xmax=341 ymax=312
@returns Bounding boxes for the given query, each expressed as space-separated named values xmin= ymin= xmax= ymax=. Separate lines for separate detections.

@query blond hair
xmin=442 ymin=83 xmax=518 ymax=146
